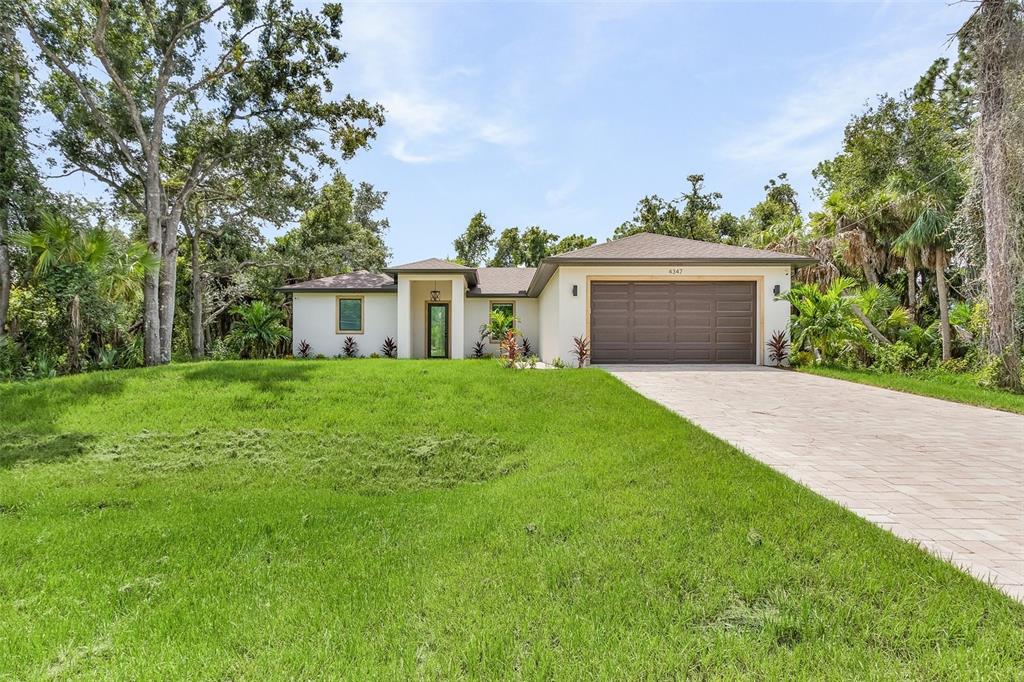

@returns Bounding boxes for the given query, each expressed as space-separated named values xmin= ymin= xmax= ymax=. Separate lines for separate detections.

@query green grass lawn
xmin=800 ymin=365 xmax=1024 ymax=415
xmin=2 ymin=360 xmax=1022 ymax=678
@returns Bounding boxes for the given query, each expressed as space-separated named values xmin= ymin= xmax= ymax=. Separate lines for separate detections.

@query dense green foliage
xmin=3 ymin=0 xmax=1022 ymax=397
xmin=456 ymin=216 xmax=597 ymax=268
xmin=1 ymin=361 xmax=1022 ymax=677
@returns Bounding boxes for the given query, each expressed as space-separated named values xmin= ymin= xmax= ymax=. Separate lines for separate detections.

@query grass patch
xmin=1 ymin=359 xmax=1022 ymax=678
xmin=799 ymin=365 xmax=1024 ymax=414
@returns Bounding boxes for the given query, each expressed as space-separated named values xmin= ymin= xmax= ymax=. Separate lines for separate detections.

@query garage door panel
xmin=716 ymin=300 xmax=755 ymax=313
xmin=716 ymin=332 xmax=754 ymax=345
xmin=591 ymin=281 xmax=756 ymax=364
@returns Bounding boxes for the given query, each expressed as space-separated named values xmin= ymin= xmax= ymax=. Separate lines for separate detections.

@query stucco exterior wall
xmin=537 ymin=269 xmax=563 ymax=364
xmin=291 ymin=263 xmax=792 ymax=364
xmin=463 ymin=297 xmax=539 ymax=357
xmin=409 ymin=280 xmax=453 ymax=358
xmin=291 ymin=292 xmax=397 ymax=358
xmin=541 ymin=264 xmax=792 ymax=365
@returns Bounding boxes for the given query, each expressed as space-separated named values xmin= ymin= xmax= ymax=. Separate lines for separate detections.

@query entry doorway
xmin=426 ymin=303 xmax=449 ymax=358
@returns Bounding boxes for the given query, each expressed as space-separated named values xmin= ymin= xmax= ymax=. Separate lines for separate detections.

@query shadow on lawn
xmin=180 ymin=361 xmax=319 ymax=406
xmin=0 ymin=432 xmax=96 ymax=469
xmin=0 ymin=372 xmax=128 ymax=434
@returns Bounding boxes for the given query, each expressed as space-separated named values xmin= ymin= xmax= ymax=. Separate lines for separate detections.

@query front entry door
xmin=427 ymin=303 xmax=449 ymax=358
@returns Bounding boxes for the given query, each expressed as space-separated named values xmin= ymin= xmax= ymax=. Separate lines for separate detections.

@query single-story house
xmin=278 ymin=232 xmax=816 ymax=364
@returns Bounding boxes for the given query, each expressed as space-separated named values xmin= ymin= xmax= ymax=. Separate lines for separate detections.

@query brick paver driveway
xmin=605 ymin=365 xmax=1024 ymax=602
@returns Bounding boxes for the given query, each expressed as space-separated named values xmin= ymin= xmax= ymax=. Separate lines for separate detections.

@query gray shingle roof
xmin=384 ymin=258 xmax=478 ymax=286
xmin=549 ymin=232 xmax=814 ymax=262
xmin=469 ymin=267 xmax=537 ymax=296
xmin=277 ymin=271 xmax=396 ymax=292
xmin=526 ymin=232 xmax=817 ymax=296
xmin=385 ymin=257 xmax=475 ymax=272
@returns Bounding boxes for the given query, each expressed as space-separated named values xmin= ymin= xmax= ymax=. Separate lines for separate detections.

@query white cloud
xmin=721 ymin=44 xmax=938 ymax=170
xmin=341 ymin=3 xmax=532 ymax=164
xmin=719 ymin=7 xmax=969 ymax=176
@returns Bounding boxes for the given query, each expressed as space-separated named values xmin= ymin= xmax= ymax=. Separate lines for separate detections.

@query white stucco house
xmin=279 ymin=232 xmax=815 ymax=365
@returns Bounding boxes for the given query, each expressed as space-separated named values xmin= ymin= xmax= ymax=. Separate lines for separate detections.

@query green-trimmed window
xmin=337 ymin=296 xmax=364 ymax=333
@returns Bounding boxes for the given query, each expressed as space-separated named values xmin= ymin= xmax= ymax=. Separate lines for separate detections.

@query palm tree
xmin=11 ymin=211 xmax=157 ymax=371
xmin=226 ymin=301 xmax=291 ymax=359
xmin=893 ymin=206 xmax=953 ymax=361
xmin=781 ymin=277 xmax=865 ymax=363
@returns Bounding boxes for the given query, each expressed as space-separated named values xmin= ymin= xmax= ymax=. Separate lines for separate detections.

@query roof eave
xmin=542 ymin=256 xmax=817 ymax=266
xmin=526 ymin=256 xmax=816 ymax=296
xmin=383 ymin=269 xmax=478 ymax=287
xmin=276 ymin=286 xmax=398 ymax=294
xmin=466 ymin=291 xmax=531 ymax=298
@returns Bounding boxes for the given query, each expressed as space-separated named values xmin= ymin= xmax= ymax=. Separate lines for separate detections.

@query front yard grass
xmin=1 ymin=360 xmax=1022 ymax=678
xmin=800 ymin=365 xmax=1024 ymax=414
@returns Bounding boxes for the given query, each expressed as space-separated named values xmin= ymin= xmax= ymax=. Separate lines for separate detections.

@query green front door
xmin=427 ymin=303 xmax=449 ymax=358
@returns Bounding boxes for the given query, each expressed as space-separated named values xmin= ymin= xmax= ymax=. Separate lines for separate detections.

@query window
xmin=337 ymin=296 xmax=364 ymax=334
xmin=488 ymin=301 xmax=515 ymax=342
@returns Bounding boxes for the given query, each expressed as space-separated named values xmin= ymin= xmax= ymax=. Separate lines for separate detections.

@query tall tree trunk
xmin=158 ymin=217 xmax=178 ymax=363
xmin=977 ymin=0 xmax=1021 ymax=389
xmin=190 ymin=227 xmax=204 ymax=359
xmin=67 ymin=294 xmax=81 ymax=374
xmin=906 ymin=265 xmax=916 ymax=323
xmin=143 ymin=176 xmax=163 ymax=366
xmin=0 ymin=216 xmax=10 ymax=336
xmin=861 ymin=260 xmax=878 ymax=286
xmin=935 ymin=251 xmax=952 ymax=362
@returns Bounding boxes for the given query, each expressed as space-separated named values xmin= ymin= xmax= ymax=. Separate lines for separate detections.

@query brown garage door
xmin=590 ymin=281 xmax=757 ymax=364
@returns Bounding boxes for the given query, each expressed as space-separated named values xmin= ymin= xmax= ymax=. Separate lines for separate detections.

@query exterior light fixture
xmin=430 ymin=281 xmax=441 ymax=302
xmin=572 ymin=285 xmax=578 ymax=297
xmin=773 ymin=284 xmax=781 ymax=295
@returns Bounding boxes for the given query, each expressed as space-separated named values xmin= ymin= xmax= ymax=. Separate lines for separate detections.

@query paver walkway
xmin=605 ymin=365 xmax=1024 ymax=602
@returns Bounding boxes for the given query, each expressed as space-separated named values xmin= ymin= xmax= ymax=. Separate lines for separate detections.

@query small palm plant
xmin=480 ymin=309 xmax=517 ymax=342
xmin=343 ymin=336 xmax=359 ymax=358
xmin=780 ymin=277 xmax=864 ymax=364
xmin=767 ymin=331 xmax=789 ymax=367
xmin=226 ymin=301 xmax=291 ymax=359
xmin=500 ymin=328 xmax=520 ymax=368
xmin=571 ymin=336 xmax=590 ymax=367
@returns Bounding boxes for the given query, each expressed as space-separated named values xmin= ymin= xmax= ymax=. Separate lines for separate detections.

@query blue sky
xmin=43 ymin=1 xmax=973 ymax=265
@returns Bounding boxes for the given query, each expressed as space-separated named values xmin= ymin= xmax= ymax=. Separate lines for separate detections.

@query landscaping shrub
xmin=343 ymin=336 xmax=359 ymax=358
xmin=94 ymin=347 xmax=118 ymax=370
xmin=571 ymin=335 xmax=590 ymax=367
xmin=767 ymin=330 xmax=789 ymax=367
xmin=380 ymin=337 xmax=398 ymax=358
xmin=499 ymin=329 xmax=520 ymax=368
xmin=296 ymin=339 xmax=313 ymax=358
xmin=208 ymin=338 xmax=237 ymax=361
xmin=870 ymin=341 xmax=925 ymax=374
xmin=789 ymin=350 xmax=814 ymax=368
xmin=226 ymin=301 xmax=290 ymax=359
xmin=471 ymin=340 xmax=485 ymax=359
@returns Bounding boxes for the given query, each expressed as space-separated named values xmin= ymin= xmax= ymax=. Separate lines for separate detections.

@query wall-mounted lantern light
xmin=773 ymin=284 xmax=781 ymax=296
xmin=572 ymin=285 xmax=578 ymax=297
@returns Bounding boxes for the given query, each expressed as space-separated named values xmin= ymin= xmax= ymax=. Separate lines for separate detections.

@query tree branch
xmin=18 ymin=2 xmax=141 ymax=174
xmin=167 ymin=24 xmax=267 ymax=105
xmin=92 ymin=0 xmax=152 ymax=163
xmin=851 ymin=304 xmax=892 ymax=345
